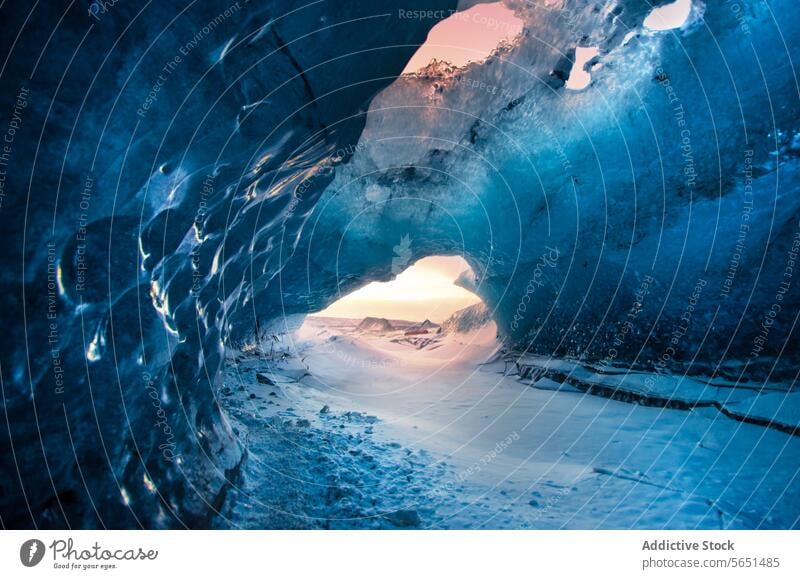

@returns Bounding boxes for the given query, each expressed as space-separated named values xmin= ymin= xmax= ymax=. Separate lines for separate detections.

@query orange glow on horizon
xmin=312 ymin=256 xmax=481 ymax=323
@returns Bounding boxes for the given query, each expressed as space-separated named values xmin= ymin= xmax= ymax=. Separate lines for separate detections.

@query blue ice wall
xmin=0 ymin=0 xmax=455 ymax=527
xmin=1 ymin=0 xmax=798 ymax=527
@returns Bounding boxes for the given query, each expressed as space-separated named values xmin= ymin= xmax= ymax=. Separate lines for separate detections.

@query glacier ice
xmin=1 ymin=0 xmax=799 ymax=527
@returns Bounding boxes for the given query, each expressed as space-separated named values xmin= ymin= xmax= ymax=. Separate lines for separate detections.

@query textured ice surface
xmin=2 ymin=0 xmax=799 ymax=527
xmin=441 ymin=302 xmax=493 ymax=334
xmin=0 ymin=0 xmax=456 ymax=528
xmin=331 ymin=0 xmax=800 ymax=377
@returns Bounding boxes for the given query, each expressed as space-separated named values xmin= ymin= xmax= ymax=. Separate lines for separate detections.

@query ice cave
xmin=1 ymin=0 xmax=799 ymax=530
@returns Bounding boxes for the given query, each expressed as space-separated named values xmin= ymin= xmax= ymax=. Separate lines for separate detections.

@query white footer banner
xmin=1 ymin=531 xmax=797 ymax=578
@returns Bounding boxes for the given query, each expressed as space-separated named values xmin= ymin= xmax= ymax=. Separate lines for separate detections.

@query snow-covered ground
xmin=218 ymin=313 xmax=800 ymax=529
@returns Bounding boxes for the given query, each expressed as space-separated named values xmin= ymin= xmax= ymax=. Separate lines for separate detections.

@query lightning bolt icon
xmin=28 ymin=542 xmax=38 ymax=563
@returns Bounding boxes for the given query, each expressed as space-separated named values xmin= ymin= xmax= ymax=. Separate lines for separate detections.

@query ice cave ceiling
xmin=1 ymin=0 xmax=799 ymax=527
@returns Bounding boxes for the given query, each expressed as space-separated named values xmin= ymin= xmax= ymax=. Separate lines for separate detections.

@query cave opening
xmin=293 ymin=255 xmax=499 ymax=376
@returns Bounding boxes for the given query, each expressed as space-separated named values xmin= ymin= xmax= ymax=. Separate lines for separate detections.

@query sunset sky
xmin=313 ymin=255 xmax=481 ymax=322
xmin=402 ymin=3 xmax=523 ymax=73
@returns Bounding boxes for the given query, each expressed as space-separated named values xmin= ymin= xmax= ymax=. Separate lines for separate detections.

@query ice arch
xmin=2 ymin=0 xmax=799 ymax=528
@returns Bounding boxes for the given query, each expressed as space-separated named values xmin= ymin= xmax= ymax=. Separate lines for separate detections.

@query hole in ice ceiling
xmin=297 ymin=256 xmax=498 ymax=362
xmin=565 ymin=46 xmax=600 ymax=90
xmin=402 ymin=2 xmax=523 ymax=74
xmin=643 ymin=0 xmax=692 ymax=31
